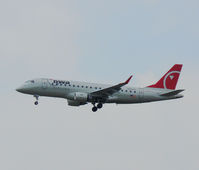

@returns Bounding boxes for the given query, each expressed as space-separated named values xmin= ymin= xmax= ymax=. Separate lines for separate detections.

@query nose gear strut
xmin=34 ymin=95 xmax=39 ymax=105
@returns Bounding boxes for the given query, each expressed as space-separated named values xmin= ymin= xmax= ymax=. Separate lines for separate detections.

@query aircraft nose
xmin=16 ymin=85 xmax=25 ymax=93
xmin=16 ymin=87 xmax=22 ymax=92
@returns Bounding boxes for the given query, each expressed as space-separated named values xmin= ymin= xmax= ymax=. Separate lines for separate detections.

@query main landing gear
xmin=92 ymin=102 xmax=103 ymax=112
xmin=34 ymin=95 xmax=39 ymax=105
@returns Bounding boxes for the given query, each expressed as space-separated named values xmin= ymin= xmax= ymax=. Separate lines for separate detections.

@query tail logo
xmin=170 ymin=75 xmax=174 ymax=80
xmin=163 ymin=71 xmax=180 ymax=89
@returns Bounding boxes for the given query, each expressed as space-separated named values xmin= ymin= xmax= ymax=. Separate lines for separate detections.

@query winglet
xmin=124 ymin=75 xmax=133 ymax=84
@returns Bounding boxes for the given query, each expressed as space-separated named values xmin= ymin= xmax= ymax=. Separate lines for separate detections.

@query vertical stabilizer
xmin=147 ymin=64 xmax=183 ymax=90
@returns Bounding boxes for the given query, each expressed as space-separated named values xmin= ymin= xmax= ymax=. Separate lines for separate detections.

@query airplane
xmin=16 ymin=64 xmax=184 ymax=112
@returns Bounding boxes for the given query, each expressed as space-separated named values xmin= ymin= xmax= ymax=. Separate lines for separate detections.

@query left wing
xmin=90 ymin=75 xmax=133 ymax=98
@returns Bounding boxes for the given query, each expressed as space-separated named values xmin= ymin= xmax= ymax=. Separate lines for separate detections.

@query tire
xmin=92 ymin=106 xmax=97 ymax=112
xmin=97 ymin=103 xmax=103 ymax=109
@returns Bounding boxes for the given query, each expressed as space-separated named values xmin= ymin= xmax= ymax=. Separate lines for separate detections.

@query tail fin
xmin=147 ymin=64 xmax=183 ymax=90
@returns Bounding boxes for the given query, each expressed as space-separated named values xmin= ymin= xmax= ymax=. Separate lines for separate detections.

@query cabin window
xmin=90 ymin=86 xmax=92 ymax=89
xmin=81 ymin=86 xmax=84 ymax=88
xmin=73 ymin=85 xmax=75 ymax=87
xmin=86 ymin=86 xmax=88 ymax=88
xmin=77 ymin=85 xmax=79 ymax=88
xmin=95 ymin=87 xmax=97 ymax=89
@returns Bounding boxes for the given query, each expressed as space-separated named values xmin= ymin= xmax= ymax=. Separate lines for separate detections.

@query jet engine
xmin=73 ymin=92 xmax=88 ymax=102
xmin=67 ymin=99 xmax=86 ymax=106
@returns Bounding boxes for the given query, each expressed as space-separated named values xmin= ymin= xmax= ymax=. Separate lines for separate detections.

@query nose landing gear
xmin=34 ymin=95 xmax=39 ymax=105
xmin=34 ymin=101 xmax=38 ymax=105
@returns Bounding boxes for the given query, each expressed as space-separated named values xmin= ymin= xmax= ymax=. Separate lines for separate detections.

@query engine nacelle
xmin=73 ymin=92 xmax=88 ymax=102
xmin=67 ymin=99 xmax=82 ymax=106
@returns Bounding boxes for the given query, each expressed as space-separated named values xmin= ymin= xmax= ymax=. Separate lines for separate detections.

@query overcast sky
xmin=0 ymin=0 xmax=198 ymax=170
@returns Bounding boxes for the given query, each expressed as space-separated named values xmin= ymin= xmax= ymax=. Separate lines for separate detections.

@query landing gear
xmin=92 ymin=106 xmax=98 ymax=112
xmin=34 ymin=95 xmax=39 ymax=105
xmin=97 ymin=103 xmax=103 ymax=109
xmin=91 ymin=102 xmax=103 ymax=112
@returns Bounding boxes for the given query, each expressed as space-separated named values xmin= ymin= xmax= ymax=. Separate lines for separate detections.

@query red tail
xmin=147 ymin=64 xmax=183 ymax=90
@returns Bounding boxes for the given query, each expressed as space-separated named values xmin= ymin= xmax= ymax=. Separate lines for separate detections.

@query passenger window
xmin=95 ymin=87 xmax=97 ymax=89
xmin=73 ymin=85 xmax=75 ymax=87
xmin=81 ymin=86 xmax=84 ymax=88
xmin=90 ymin=87 xmax=92 ymax=89
xmin=134 ymin=91 xmax=136 ymax=93
xmin=86 ymin=86 xmax=88 ymax=88
xmin=77 ymin=85 xmax=79 ymax=87
xmin=125 ymin=90 xmax=128 ymax=92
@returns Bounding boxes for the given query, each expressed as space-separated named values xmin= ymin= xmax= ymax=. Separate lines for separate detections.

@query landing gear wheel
xmin=97 ymin=103 xmax=103 ymax=109
xmin=92 ymin=106 xmax=98 ymax=112
xmin=33 ymin=95 xmax=39 ymax=106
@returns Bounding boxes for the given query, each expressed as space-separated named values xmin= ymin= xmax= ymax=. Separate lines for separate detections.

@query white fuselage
xmin=16 ymin=78 xmax=183 ymax=105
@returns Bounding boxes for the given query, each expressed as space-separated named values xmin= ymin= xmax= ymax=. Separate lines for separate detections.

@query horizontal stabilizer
xmin=160 ymin=89 xmax=185 ymax=97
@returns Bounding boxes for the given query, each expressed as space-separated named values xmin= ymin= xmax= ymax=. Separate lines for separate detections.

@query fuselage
xmin=16 ymin=78 xmax=183 ymax=105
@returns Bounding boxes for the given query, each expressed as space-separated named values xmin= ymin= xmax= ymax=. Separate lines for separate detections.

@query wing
xmin=90 ymin=75 xmax=133 ymax=98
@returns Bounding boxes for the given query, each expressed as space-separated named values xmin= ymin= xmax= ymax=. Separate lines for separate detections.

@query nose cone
xmin=16 ymin=84 xmax=30 ymax=93
xmin=16 ymin=86 xmax=25 ymax=93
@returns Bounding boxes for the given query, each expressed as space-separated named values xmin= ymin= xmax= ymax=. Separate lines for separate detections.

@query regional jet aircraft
xmin=16 ymin=64 xmax=184 ymax=112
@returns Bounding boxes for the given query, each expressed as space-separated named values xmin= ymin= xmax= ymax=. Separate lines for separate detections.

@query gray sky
xmin=0 ymin=0 xmax=198 ymax=170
